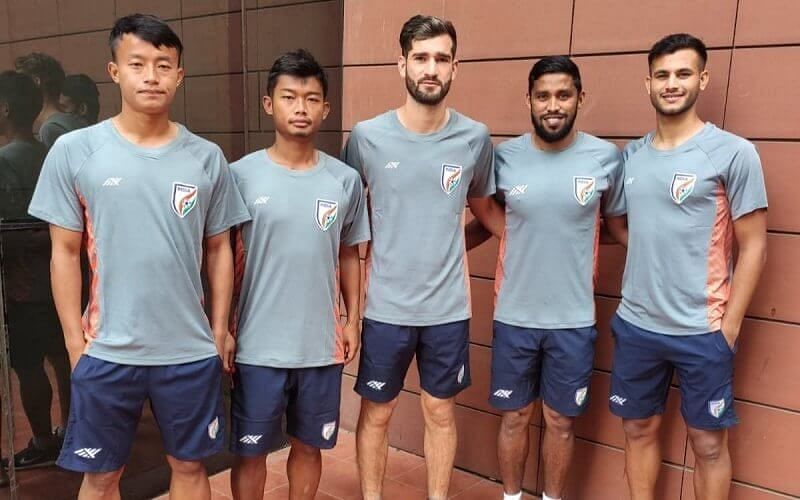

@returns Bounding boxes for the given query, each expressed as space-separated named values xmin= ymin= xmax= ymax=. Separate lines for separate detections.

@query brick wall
xmin=337 ymin=1 xmax=800 ymax=498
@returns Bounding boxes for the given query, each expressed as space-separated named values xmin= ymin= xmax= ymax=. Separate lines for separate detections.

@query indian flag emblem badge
xmin=441 ymin=164 xmax=463 ymax=195
xmin=315 ymin=199 xmax=338 ymax=231
xmin=171 ymin=182 xmax=198 ymax=218
xmin=573 ymin=176 xmax=596 ymax=206
xmin=670 ymin=173 xmax=697 ymax=204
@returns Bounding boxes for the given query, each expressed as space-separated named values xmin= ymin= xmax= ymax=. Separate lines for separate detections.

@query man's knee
xmin=360 ymin=396 xmax=398 ymax=428
xmin=688 ymin=428 xmax=727 ymax=463
xmin=166 ymin=456 xmax=207 ymax=477
xmin=542 ymin=405 xmax=574 ymax=439
xmin=290 ymin=438 xmax=321 ymax=459
xmin=420 ymin=392 xmax=455 ymax=429
xmin=501 ymin=404 xmax=535 ymax=436
xmin=83 ymin=468 xmax=124 ymax=493
xmin=622 ymin=416 xmax=661 ymax=442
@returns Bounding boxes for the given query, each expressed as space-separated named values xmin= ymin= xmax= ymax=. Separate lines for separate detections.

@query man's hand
xmin=215 ymin=329 xmax=236 ymax=373
xmin=719 ymin=316 xmax=741 ymax=350
xmin=342 ymin=321 xmax=360 ymax=364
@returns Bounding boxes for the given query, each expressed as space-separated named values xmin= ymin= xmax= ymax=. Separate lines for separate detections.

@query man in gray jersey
xmin=27 ymin=15 xmax=249 ymax=500
xmin=229 ymin=49 xmax=370 ymax=500
xmin=343 ymin=15 xmax=496 ymax=500
xmin=610 ymin=34 xmax=767 ymax=500
xmin=466 ymin=56 xmax=627 ymax=500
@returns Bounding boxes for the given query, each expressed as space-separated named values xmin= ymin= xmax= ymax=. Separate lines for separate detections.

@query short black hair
xmin=266 ymin=49 xmax=328 ymax=98
xmin=648 ymin=33 xmax=708 ymax=70
xmin=62 ymin=74 xmax=100 ymax=124
xmin=0 ymin=71 xmax=44 ymax=131
xmin=528 ymin=56 xmax=582 ymax=94
xmin=109 ymin=14 xmax=183 ymax=61
xmin=14 ymin=53 xmax=65 ymax=101
xmin=399 ymin=15 xmax=457 ymax=58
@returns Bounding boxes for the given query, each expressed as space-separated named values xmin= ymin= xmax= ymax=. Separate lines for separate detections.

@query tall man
xmin=343 ymin=15 xmax=496 ymax=500
xmin=228 ymin=49 xmax=370 ymax=500
xmin=466 ymin=56 xmax=627 ymax=500
xmin=27 ymin=14 xmax=249 ymax=500
xmin=610 ymin=34 xmax=767 ymax=500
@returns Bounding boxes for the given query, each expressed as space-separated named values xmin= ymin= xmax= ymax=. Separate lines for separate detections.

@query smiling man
xmin=27 ymin=14 xmax=249 ymax=500
xmin=342 ymin=14 xmax=496 ymax=500
xmin=610 ymin=34 xmax=767 ymax=500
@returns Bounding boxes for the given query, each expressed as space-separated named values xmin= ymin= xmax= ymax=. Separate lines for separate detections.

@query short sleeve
xmin=27 ymin=140 xmax=84 ymax=231
xmin=467 ymin=129 xmax=495 ymax=198
xmin=341 ymin=174 xmax=371 ymax=246
xmin=341 ymin=125 xmax=366 ymax=182
xmin=601 ymin=147 xmax=627 ymax=217
xmin=723 ymin=142 xmax=768 ymax=220
xmin=205 ymin=151 xmax=251 ymax=236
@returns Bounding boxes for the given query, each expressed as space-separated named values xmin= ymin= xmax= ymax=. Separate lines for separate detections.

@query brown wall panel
xmin=247 ymin=71 xmax=260 ymax=130
xmin=342 ymin=64 xmax=402 ymax=130
xmin=115 ymin=0 xmax=181 ymax=20
xmin=184 ymin=74 xmax=244 ymax=132
xmin=7 ymin=0 xmax=59 ymax=41
xmin=596 ymin=243 xmax=625 ymax=297
xmin=59 ymin=30 xmax=111 ymax=83
xmin=57 ymin=0 xmax=114 ymax=33
xmin=0 ymin=43 xmax=11 ymax=70
xmin=10 ymin=37 xmax=64 ymax=67
xmin=594 ymin=296 xmax=620 ymax=371
xmin=726 ymin=47 xmax=800 ymax=139
xmin=735 ymin=0 xmax=800 ymax=46
xmin=181 ymin=0 xmax=250 ymax=17
xmin=466 ymin=215 xmax=499 ymax=279
xmin=747 ymin=234 xmax=800 ymax=324
xmin=96 ymin=81 xmax=121 ymax=120
xmin=572 ymin=0 xmax=737 ymax=54
xmin=182 ymin=12 xmax=242 ymax=75
xmin=0 ymin=1 xmax=9 ymax=43
xmin=757 ymin=141 xmax=800 ymax=233
xmin=468 ymin=277 xmax=494 ymax=346
xmin=199 ymin=133 xmax=245 ymax=161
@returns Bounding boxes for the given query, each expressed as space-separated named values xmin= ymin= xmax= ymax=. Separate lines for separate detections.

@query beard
xmin=405 ymin=74 xmax=452 ymax=106
xmin=531 ymin=110 xmax=578 ymax=143
xmin=651 ymin=88 xmax=700 ymax=117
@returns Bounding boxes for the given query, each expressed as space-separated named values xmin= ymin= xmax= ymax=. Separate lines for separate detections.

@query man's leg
xmin=166 ymin=456 xmax=210 ymax=500
xmin=622 ymin=415 xmax=662 ymax=499
xmin=357 ymin=397 xmax=399 ymax=499
xmin=231 ymin=455 xmax=267 ymax=500
xmin=287 ymin=438 xmax=322 ymax=500
xmin=78 ymin=469 xmax=124 ymax=500
xmin=420 ymin=390 xmax=457 ymax=499
xmin=497 ymin=403 xmax=535 ymax=496
xmin=541 ymin=404 xmax=575 ymax=499
xmin=688 ymin=427 xmax=731 ymax=500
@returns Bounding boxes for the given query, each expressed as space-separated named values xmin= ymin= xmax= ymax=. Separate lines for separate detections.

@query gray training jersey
xmin=39 ymin=111 xmax=88 ymax=148
xmin=343 ymin=110 xmax=495 ymax=326
xmin=617 ymin=123 xmax=768 ymax=335
xmin=0 ymin=139 xmax=47 ymax=219
xmin=230 ymin=150 xmax=370 ymax=368
xmin=28 ymin=120 xmax=251 ymax=365
xmin=494 ymin=133 xmax=625 ymax=329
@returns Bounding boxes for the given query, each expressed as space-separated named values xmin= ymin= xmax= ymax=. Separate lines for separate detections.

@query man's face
xmin=527 ymin=73 xmax=584 ymax=143
xmin=399 ymin=35 xmax=457 ymax=106
xmin=107 ymin=34 xmax=183 ymax=116
xmin=263 ymin=75 xmax=329 ymax=139
xmin=59 ymin=94 xmax=81 ymax=115
xmin=646 ymin=49 xmax=708 ymax=117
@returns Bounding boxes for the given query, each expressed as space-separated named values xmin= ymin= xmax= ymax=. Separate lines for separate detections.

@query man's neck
xmin=652 ymin=108 xmax=705 ymax=150
xmin=396 ymin=96 xmax=449 ymax=134
xmin=268 ymin=133 xmax=317 ymax=170
xmin=2 ymin=128 xmax=36 ymax=144
xmin=112 ymin=106 xmax=176 ymax=148
xmin=532 ymin=128 xmax=578 ymax=152
xmin=35 ymin=101 xmax=61 ymax=129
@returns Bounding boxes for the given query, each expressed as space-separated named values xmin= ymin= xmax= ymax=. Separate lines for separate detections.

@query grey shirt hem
xmin=616 ymin=308 xmax=714 ymax=336
xmin=363 ymin=311 xmax=470 ymax=327
xmin=86 ymin=348 xmax=219 ymax=366
xmin=494 ymin=316 xmax=596 ymax=330
xmin=27 ymin=208 xmax=83 ymax=231
xmin=234 ymin=356 xmax=344 ymax=369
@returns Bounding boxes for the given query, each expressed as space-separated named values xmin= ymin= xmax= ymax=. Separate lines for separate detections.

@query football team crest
xmin=322 ymin=421 xmax=337 ymax=441
xmin=670 ymin=173 xmax=697 ymax=204
xmin=172 ymin=182 xmax=198 ymax=218
xmin=575 ymin=386 xmax=588 ymax=406
xmin=441 ymin=164 xmax=463 ymax=195
xmin=573 ymin=176 xmax=596 ymax=206
xmin=708 ymin=399 xmax=726 ymax=418
xmin=315 ymin=199 xmax=338 ymax=231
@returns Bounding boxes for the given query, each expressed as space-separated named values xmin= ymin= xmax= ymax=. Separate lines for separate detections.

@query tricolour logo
xmin=441 ymin=164 xmax=463 ymax=195
xmin=322 ymin=421 xmax=337 ymax=441
xmin=708 ymin=399 xmax=726 ymax=418
xmin=670 ymin=173 xmax=697 ymax=204
xmin=172 ymin=182 xmax=198 ymax=218
xmin=575 ymin=386 xmax=588 ymax=406
xmin=573 ymin=176 xmax=596 ymax=206
xmin=315 ymin=199 xmax=338 ymax=231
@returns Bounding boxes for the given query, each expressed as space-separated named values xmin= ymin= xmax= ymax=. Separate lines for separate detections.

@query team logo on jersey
xmin=315 ymin=199 xmax=338 ymax=231
xmin=575 ymin=386 xmax=588 ymax=406
xmin=208 ymin=416 xmax=219 ymax=439
xmin=441 ymin=164 xmax=463 ymax=195
xmin=322 ymin=421 xmax=337 ymax=441
xmin=573 ymin=176 xmax=596 ymax=206
xmin=708 ymin=399 xmax=726 ymax=418
xmin=172 ymin=182 xmax=198 ymax=218
xmin=670 ymin=173 xmax=697 ymax=204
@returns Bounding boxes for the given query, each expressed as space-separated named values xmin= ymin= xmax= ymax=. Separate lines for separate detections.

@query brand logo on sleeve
xmin=315 ymin=199 xmax=338 ymax=231
xmin=508 ymin=185 xmax=528 ymax=197
xmin=708 ymin=399 xmax=726 ymax=418
xmin=322 ymin=421 xmax=337 ymax=441
xmin=172 ymin=182 xmax=199 ymax=218
xmin=103 ymin=177 xmax=122 ymax=187
xmin=670 ymin=173 xmax=697 ymax=204
xmin=575 ymin=386 xmax=588 ymax=406
xmin=253 ymin=196 xmax=270 ymax=206
xmin=573 ymin=176 xmax=596 ymax=206
xmin=441 ymin=164 xmax=463 ymax=195
xmin=384 ymin=161 xmax=400 ymax=169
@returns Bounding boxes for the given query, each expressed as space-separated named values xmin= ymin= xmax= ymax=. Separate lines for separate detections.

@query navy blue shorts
xmin=230 ymin=363 xmax=343 ymax=455
xmin=58 ymin=355 xmax=224 ymax=473
xmin=354 ymin=318 xmax=471 ymax=402
xmin=489 ymin=321 xmax=596 ymax=416
xmin=609 ymin=314 xmax=738 ymax=430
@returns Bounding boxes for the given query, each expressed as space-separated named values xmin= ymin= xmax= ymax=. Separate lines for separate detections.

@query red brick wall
xmin=338 ymin=1 xmax=800 ymax=498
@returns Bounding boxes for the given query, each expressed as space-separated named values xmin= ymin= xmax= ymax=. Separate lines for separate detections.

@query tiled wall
xmin=337 ymin=1 xmax=800 ymax=498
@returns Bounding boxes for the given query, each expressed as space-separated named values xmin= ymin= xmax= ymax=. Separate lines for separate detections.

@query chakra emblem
xmin=573 ymin=176 xmax=596 ymax=206
xmin=315 ymin=199 xmax=338 ymax=231
xmin=172 ymin=182 xmax=198 ymax=218
xmin=670 ymin=173 xmax=697 ymax=204
xmin=441 ymin=164 xmax=463 ymax=195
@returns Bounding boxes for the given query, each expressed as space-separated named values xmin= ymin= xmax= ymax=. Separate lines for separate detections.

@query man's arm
xmin=205 ymin=229 xmax=236 ymax=372
xmin=602 ymin=215 xmax=628 ymax=247
xmin=467 ymin=196 xmax=504 ymax=249
xmin=339 ymin=243 xmax=361 ymax=364
xmin=50 ymin=225 xmax=85 ymax=369
xmin=721 ymin=208 xmax=768 ymax=347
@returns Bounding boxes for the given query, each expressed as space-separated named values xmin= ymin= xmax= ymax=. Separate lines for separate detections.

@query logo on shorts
xmin=208 ymin=417 xmax=219 ymax=439
xmin=575 ymin=386 xmax=588 ymax=406
xmin=457 ymin=364 xmax=465 ymax=384
xmin=315 ymin=199 xmax=338 ymax=231
xmin=322 ymin=421 xmax=337 ymax=441
xmin=493 ymin=389 xmax=513 ymax=399
xmin=239 ymin=434 xmax=262 ymax=445
xmin=609 ymin=395 xmax=627 ymax=406
xmin=573 ymin=176 xmax=596 ymax=206
xmin=172 ymin=182 xmax=199 ymax=218
xmin=708 ymin=399 xmax=726 ymax=419
xmin=367 ymin=380 xmax=386 ymax=391
xmin=441 ymin=164 xmax=463 ymax=195
xmin=508 ymin=184 xmax=528 ymax=197
xmin=74 ymin=448 xmax=102 ymax=459
xmin=670 ymin=173 xmax=697 ymax=204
